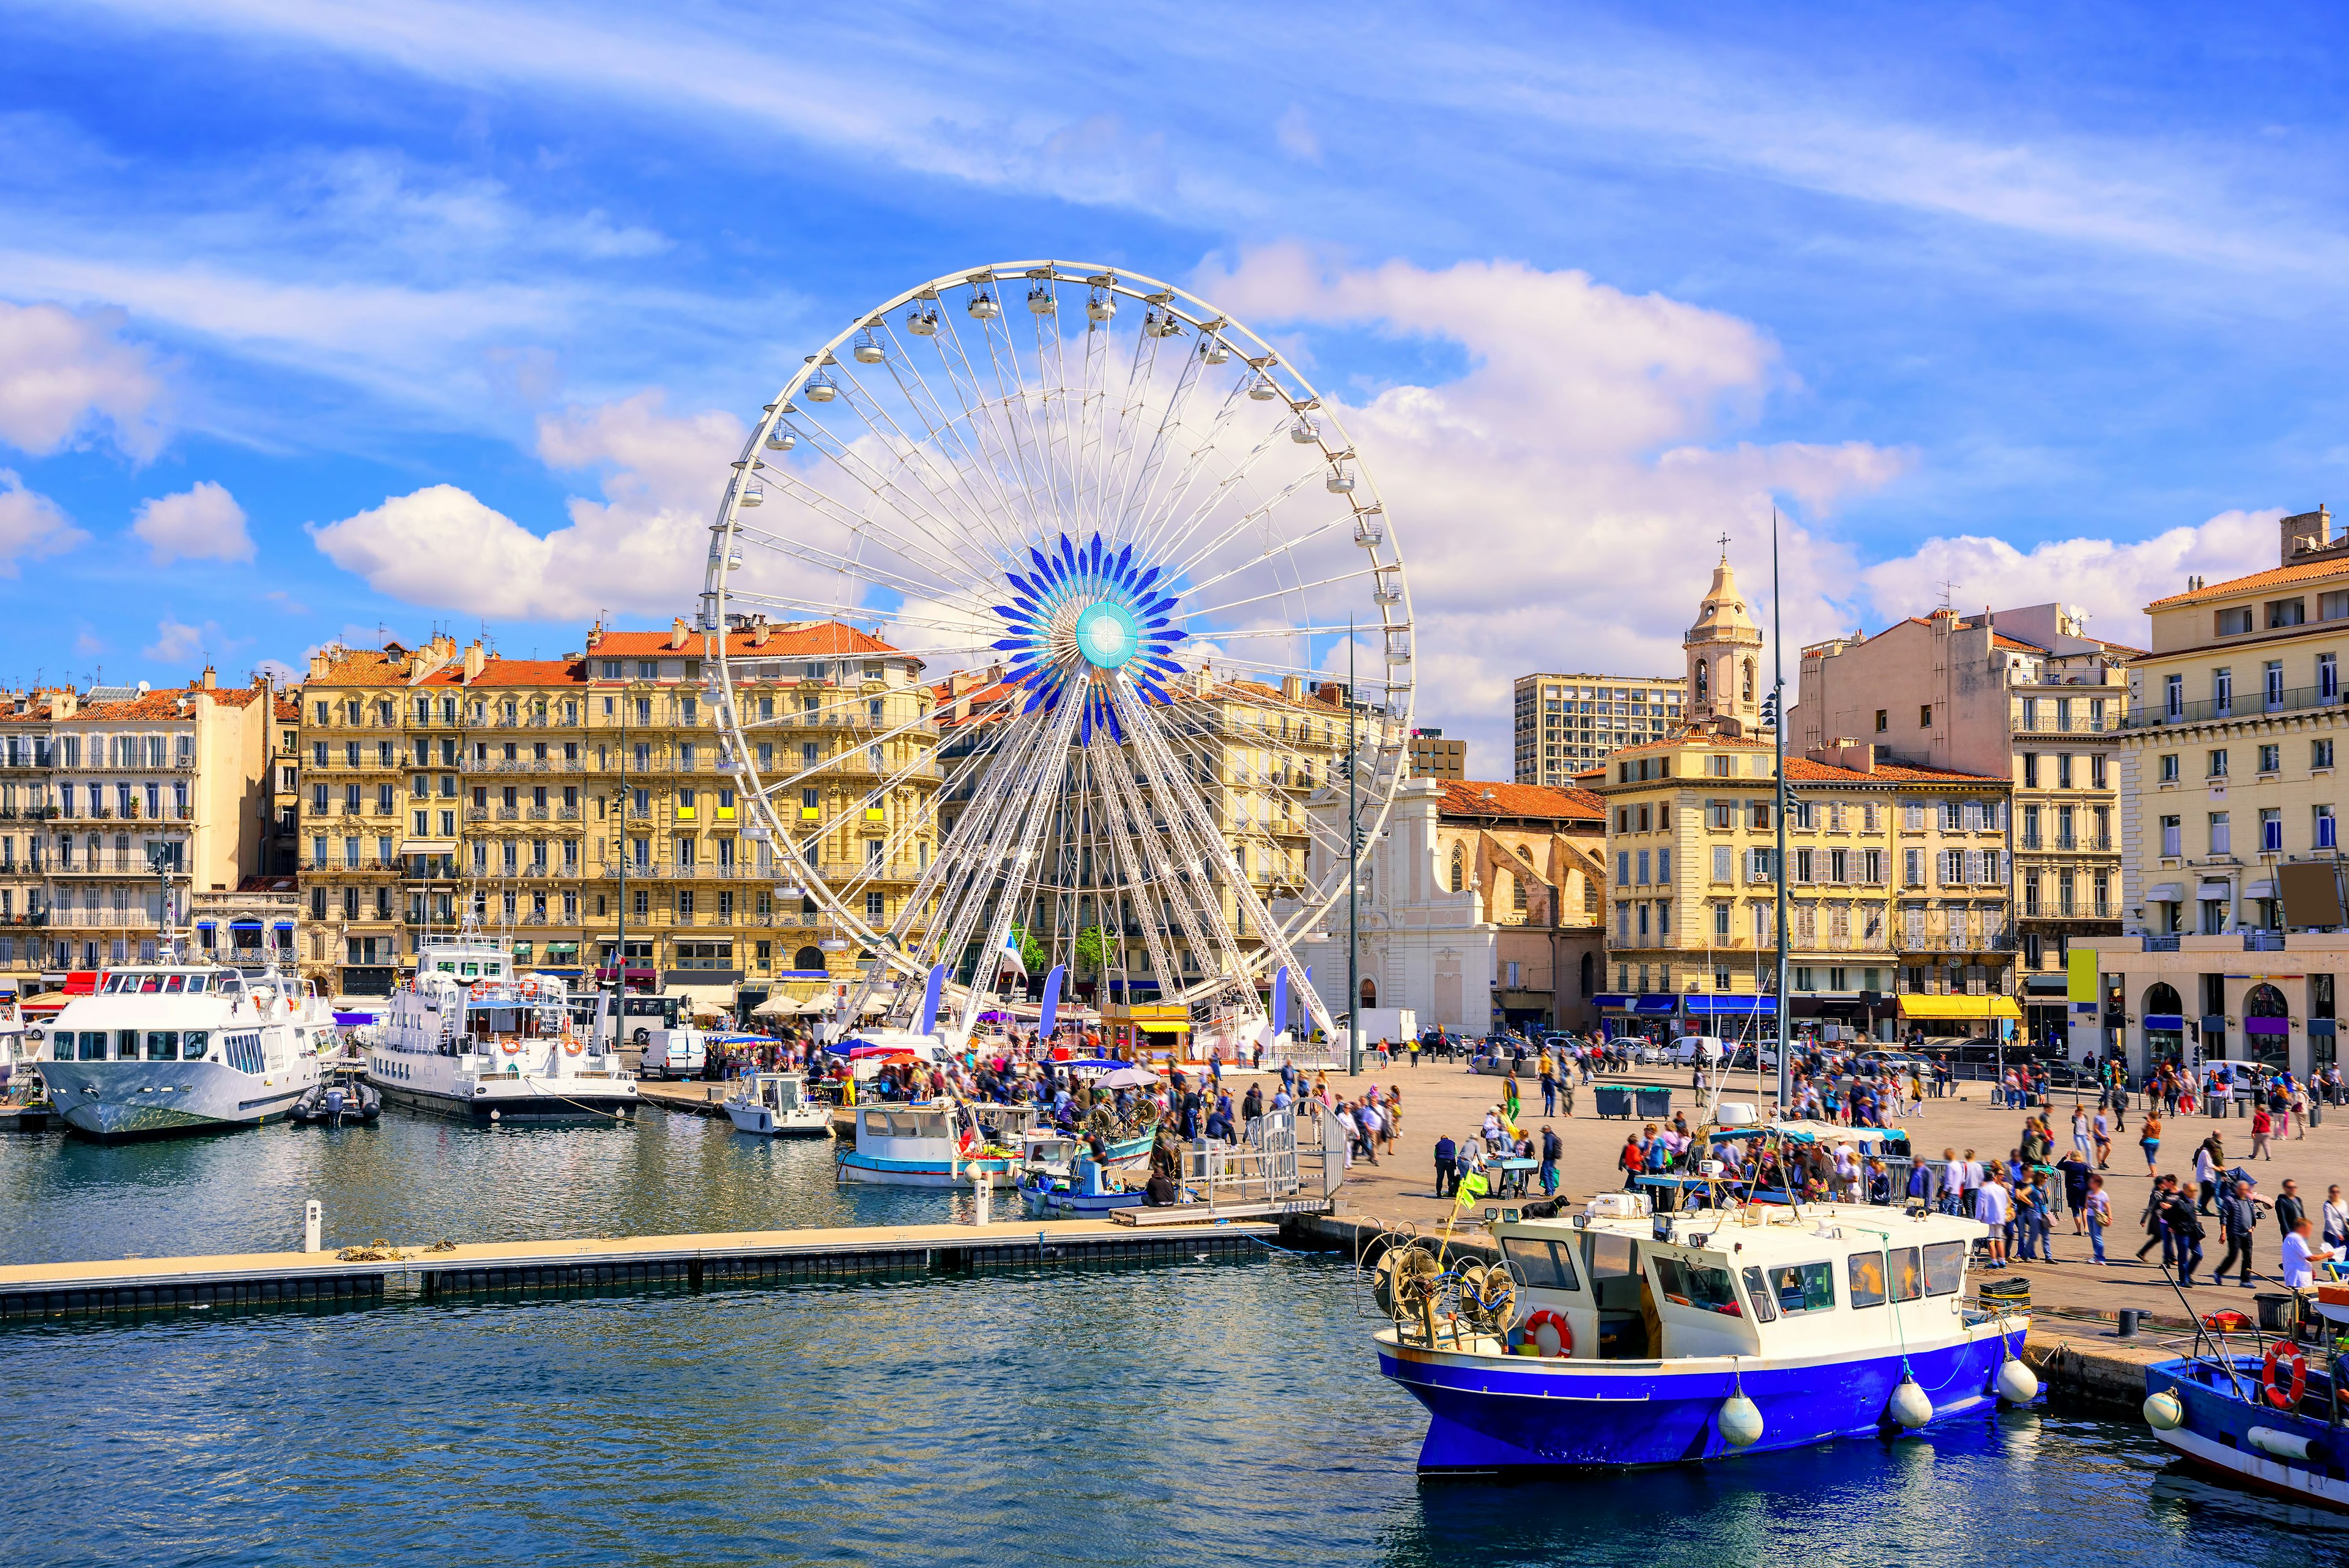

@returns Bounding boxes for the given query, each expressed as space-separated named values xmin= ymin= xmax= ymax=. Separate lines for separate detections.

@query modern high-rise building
xmin=1513 ymin=673 xmax=1687 ymax=784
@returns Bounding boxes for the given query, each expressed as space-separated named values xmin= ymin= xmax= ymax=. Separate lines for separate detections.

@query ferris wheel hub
xmin=1075 ymin=600 xmax=1141 ymax=670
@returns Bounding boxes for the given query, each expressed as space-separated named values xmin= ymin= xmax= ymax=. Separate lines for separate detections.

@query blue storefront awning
xmin=229 ymin=919 xmax=263 ymax=929
xmin=2312 ymin=1019 xmax=2337 ymax=1037
xmin=272 ymin=921 xmax=295 ymax=931
xmin=1684 ymin=995 xmax=1779 ymax=1017
xmin=2144 ymin=1013 xmax=2185 ymax=1030
xmin=195 ymin=920 xmax=217 ymax=931
xmin=1596 ymin=994 xmax=1680 ymax=1015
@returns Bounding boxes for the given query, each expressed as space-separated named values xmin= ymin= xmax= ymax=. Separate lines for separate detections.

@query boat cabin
xmin=1494 ymin=1202 xmax=1984 ymax=1362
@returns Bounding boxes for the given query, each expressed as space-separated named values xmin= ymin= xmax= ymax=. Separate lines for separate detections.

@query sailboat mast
xmin=1772 ymin=507 xmax=1791 ymax=1113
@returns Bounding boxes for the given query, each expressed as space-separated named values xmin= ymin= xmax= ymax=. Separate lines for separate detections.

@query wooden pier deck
xmin=0 ymin=1216 xmax=1279 ymax=1324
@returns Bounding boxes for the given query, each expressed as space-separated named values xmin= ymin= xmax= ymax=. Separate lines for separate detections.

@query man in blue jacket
xmin=1433 ymin=1134 xmax=1457 ymax=1197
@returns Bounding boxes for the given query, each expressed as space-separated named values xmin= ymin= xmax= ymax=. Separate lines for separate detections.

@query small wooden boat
xmin=722 ymin=1072 xmax=831 ymax=1138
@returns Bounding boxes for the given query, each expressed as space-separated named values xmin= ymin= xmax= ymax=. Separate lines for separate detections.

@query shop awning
xmin=2148 ymin=883 xmax=2184 ymax=902
xmin=2145 ymin=1013 xmax=2185 ymax=1030
xmin=195 ymin=920 xmax=217 ymax=931
xmin=1683 ymin=995 xmax=1777 ymax=1016
xmin=1896 ymin=994 xmax=2023 ymax=1020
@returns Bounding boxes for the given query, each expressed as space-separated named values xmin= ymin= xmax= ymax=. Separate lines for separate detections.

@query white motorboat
xmin=32 ymin=964 xmax=332 ymax=1139
xmin=365 ymin=928 xmax=637 ymax=1125
xmin=722 ymin=1072 xmax=831 ymax=1137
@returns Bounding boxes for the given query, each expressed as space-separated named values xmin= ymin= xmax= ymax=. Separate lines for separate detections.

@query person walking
xmin=2162 ymin=1181 xmax=2207 ymax=1287
xmin=1539 ymin=1051 xmax=1558 ymax=1117
xmin=1974 ymin=1170 xmax=2012 ymax=1269
xmin=2137 ymin=1174 xmax=2180 ymax=1268
xmin=2195 ymin=1134 xmax=2224 ymax=1214
xmin=2057 ymin=1149 xmax=2092 ymax=1235
xmin=2325 ymin=1183 xmax=2349 ymax=1252
xmin=1408 ymin=1035 xmax=1420 ymax=1070
xmin=2085 ymin=1173 xmax=2113 ymax=1265
xmin=2274 ymin=1178 xmax=2306 ymax=1247
xmin=1618 ymin=1129 xmax=1646 ymax=1192
xmin=2250 ymin=1102 xmax=2274 ymax=1161
xmin=2216 ymin=1178 xmax=2264 ymax=1287
xmin=2139 ymin=1109 xmax=2163 ymax=1176
xmin=1503 ymin=1072 xmax=1522 ymax=1125
xmin=1538 ymin=1122 xmax=1562 ymax=1197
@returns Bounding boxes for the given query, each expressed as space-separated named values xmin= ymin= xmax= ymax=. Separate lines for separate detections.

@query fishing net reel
xmin=1371 ymin=1237 xmax=1444 ymax=1321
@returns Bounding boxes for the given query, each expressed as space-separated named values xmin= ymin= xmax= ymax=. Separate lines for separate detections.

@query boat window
xmin=1889 ymin=1247 xmax=1923 ymax=1303
xmin=187 ymin=975 xmax=209 ymax=993
xmin=1757 ymin=1261 xmax=1836 ymax=1316
xmin=182 ymin=1031 xmax=208 ymax=1061
xmin=1846 ymin=1251 xmax=1887 ymax=1309
xmin=1582 ymin=1232 xmax=1646 ymax=1312
xmin=1502 ymin=1237 xmax=1581 ymax=1291
xmin=1653 ymin=1255 xmax=1742 ymax=1315
xmin=145 ymin=1031 xmax=179 ymax=1062
xmin=1738 ymin=1267 xmax=1778 ymax=1323
xmin=486 ymin=964 xmax=503 ymax=977
xmin=116 ymin=1029 xmax=142 ymax=1061
xmin=1921 ymin=1241 xmax=1966 ymax=1297
xmin=139 ymin=974 xmax=164 ymax=993
xmin=100 ymin=974 xmax=125 ymax=994
xmin=77 ymin=1031 xmax=107 ymax=1062
xmin=461 ymin=964 xmax=480 ymax=978
xmin=162 ymin=975 xmax=186 ymax=994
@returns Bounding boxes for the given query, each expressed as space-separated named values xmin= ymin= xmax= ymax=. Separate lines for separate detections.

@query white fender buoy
xmin=1717 ymin=1394 xmax=1765 ymax=1449
xmin=2248 ymin=1425 xmax=2316 ymax=1461
xmin=1997 ymin=1357 xmax=2040 ymax=1405
xmin=1887 ymin=1375 xmax=1934 ymax=1429
xmin=2142 ymin=1390 xmax=2184 ymax=1431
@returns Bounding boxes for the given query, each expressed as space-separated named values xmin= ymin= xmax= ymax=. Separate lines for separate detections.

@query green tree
xmin=1074 ymin=924 xmax=1115 ymax=975
xmin=1012 ymin=924 xmax=1047 ymax=975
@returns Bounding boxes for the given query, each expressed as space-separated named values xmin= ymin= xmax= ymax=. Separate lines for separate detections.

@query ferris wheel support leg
xmin=951 ymin=693 xmax=1086 ymax=1047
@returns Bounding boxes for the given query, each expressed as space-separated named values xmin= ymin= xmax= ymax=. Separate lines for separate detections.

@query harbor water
xmin=0 ymin=1112 xmax=2337 ymax=1565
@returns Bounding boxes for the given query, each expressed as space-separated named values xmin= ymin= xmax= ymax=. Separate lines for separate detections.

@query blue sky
xmin=2 ymin=1 xmax=2346 ymax=770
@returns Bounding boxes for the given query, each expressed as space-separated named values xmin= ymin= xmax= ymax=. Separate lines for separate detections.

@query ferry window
xmin=1501 ymin=1237 xmax=1580 ymax=1291
xmin=182 ymin=1031 xmax=208 ymax=1061
xmin=116 ymin=1030 xmax=142 ymax=1060
xmin=78 ymin=1031 xmax=107 ymax=1062
xmin=1582 ymin=1232 xmax=1644 ymax=1311
xmin=145 ymin=1031 xmax=177 ymax=1061
xmin=1653 ymin=1256 xmax=1741 ymax=1315
xmin=486 ymin=964 xmax=503 ymax=977
xmin=461 ymin=964 xmax=480 ymax=978
xmin=1890 ymin=1247 xmax=1923 ymax=1303
xmin=162 ymin=975 xmax=185 ymax=994
xmin=1846 ymin=1252 xmax=1887 ymax=1309
xmin=139 ymin=974 xmax=163 ymax=993
xmin=1921 ymin=1241 xmax=1966 ymax=1297
xmin=102 ymin=975 xmax=128 ymax=994
xmin=185 ymin=975 xmax=209 ymax=993
xmin=1738 ymin=1267 xmax=1778 ymax=1323
xmin=1761 ymin=1261 xmax=1835 ymax=1315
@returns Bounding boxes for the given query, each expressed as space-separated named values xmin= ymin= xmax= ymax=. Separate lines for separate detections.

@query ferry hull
xmin=2146 ymin=1357 xmax=2349 ymax=1510
xmin=374 ymin=1079 xmax=637 ymax=1126
xmin=836 ymin=1129 xmax=1155 ymax=1187
xmin=1380 ymin=1326 xmax=2024 ymax=1471
xmin=45 ymin=1060 xmax=314 ymax=1140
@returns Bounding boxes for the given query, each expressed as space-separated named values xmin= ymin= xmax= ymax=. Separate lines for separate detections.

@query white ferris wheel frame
xmin=699 ymin=259 xmax=1415 ymax=1039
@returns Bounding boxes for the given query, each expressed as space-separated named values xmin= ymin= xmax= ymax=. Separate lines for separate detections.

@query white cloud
xmin=146 ymin=617 xmax=205 ymax=661
xmin=1856 ymin=508 xmax=2280 ymax=648
xmin=261 ymin=588 xmax=308 ymax=614
xmin=1197 ymin=245 xmax=1911 ymax=773
xmin=131 ymin=480 xmax=253 ymax=565
xmin=0 ymin=301 xmax=165 ymax=459
xmin=1274 ymin=105 xmax=1321 ymax=164
xmin=0 ymin=469 xmax=92 ymax=577
xmin=310 ymin=390 xmax=740 ymax=619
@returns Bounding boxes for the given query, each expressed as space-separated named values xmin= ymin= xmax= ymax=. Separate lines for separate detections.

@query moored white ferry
xmin=33 ymin=965 xmax=332 ymax=1139
xmin=365 ymin=930 xmax=637 ymax=1125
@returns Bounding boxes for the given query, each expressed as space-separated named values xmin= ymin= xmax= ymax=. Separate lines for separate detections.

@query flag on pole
xmin=1453 ymin=1170 xmax=1489 ymax=1208
xmin=1000 ymin=929 xmax=1028 ymax=978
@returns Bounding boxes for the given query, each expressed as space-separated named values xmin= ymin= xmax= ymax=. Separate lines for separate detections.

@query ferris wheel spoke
xmin=778 ymin=411 xmax=1011 ymax=596
xmin=932 ymin=289 xmax=1059 ymax=544
xmin=725 ymin=521 xmax=993 ymax=618
xmin=1090 ymin=732 xmax=1183 ymax=988
xmin=751 ymin=459 xmax=992 ymax=603
xmin=826 ymin=352 xmax=1026 ymax=567
xmin=1100 ymin=324 xmax=1206 ymax=553
xmin=872 ymin=313 xmax=1045 ymax=556
xmin=942 ymin=694 xmax=1085 ymax=1036
xmin=1172 ymin=522 xmax=1371 ymax=614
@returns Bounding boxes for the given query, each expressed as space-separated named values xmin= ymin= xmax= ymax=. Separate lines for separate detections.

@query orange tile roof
xmin=273 ymin=696 xmax=301 ymax=723
xmin=1782 ymin=756 xmax=2002 ymax=784
xmin=429 ymin=656 xmax=585 ymax=689
xmin=2147 ymin=554 xmax=2349 ymax=610
xmin=594 ymin=623 xmax=904 ymax=660
xmin=1438 ymin=780 xmax=1605 ymax=822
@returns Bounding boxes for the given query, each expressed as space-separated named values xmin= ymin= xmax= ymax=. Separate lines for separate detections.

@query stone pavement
xmin=1311 ymin=1055 xmax=2349 ymax=1320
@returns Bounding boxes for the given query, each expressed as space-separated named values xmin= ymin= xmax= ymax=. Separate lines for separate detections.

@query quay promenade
xmin=1309 ymin=1056 xmax=2349 ymax=1321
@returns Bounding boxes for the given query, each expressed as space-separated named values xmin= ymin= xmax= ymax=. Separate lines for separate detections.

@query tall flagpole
xmin=1772 ymin=507 xmax=1792 ymax=1113
xmin=1346 ymin=620 xmax=1360 ymax=1079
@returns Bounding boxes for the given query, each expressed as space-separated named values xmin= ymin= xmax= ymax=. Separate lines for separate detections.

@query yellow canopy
xmin=1896 ymin=994 xmax=2023 ymax=1020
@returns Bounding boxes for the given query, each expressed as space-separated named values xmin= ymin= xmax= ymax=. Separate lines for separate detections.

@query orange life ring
xmin=1520 ymin=1308 xmax=1573 ymax=1358
xmin=563 ymin=1041 xmax=582 ymax=1056
xmin=2263 ymin=1343 xmax=2309 ymax=1410
xmin=500 ymin=1038 xmax=521 ymax=1055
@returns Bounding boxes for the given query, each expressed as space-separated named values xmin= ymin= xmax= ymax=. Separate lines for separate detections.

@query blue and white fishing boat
xmin=1372 ymin=1194 xmax=2037 ymax=1471
xmin=2142 ymin=1286 xmax=2349 ymax=1508
xmin=1017 ymin=1130 xmax=1148 ymax=1217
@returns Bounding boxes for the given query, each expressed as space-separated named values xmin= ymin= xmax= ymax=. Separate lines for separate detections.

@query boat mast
xmin=1772 ymin=507 xmax=1791 ymax=1115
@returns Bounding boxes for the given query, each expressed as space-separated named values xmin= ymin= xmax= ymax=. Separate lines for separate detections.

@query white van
xmin=620 ymin=994 xmax=708 ymax=1080
xmin=1672 ymin=1035 xmax=1728 ymax=1067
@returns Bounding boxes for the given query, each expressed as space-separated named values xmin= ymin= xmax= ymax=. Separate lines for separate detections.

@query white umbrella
xmin=752 ymin=995 xmax=811 ymax=1019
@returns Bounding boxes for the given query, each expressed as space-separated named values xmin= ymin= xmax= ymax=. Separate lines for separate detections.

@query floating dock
xmin=0 ymin=1217 xmax=1278 ymax=1324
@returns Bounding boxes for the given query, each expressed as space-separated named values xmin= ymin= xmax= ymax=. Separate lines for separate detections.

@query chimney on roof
xmin=1280 ymin=675 xmax=1304 ymax=702
xmin=462 ymin=641 xmax=485 ymax=681
xmin=2282 ymin=505 xmax=2333 ymax=564
xmin=199 ymin=665 xmax=216 ymax=689
xmin=669 ymin=617 xmax=689 ymax=650
xmin=1811 ymin=738 xmax=1876 ymax=774
xmin=585 ymin=621 xmax=603 ymax=652
xmin=752 ymin=620 xmax=771 ymax=648
xmin=307 ymin=647 xmax=332 ymax=682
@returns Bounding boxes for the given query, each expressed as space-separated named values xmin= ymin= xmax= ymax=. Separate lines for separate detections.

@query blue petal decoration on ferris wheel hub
xmin=991 ymin=532 xmax=1187 ymax=729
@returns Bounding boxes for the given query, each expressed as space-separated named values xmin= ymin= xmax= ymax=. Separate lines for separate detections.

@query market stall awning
xmin=1683 ymin=995 xmax=1776 ymax=1017
xmin=1896 ymin=994 xmax=2023 ymax=1020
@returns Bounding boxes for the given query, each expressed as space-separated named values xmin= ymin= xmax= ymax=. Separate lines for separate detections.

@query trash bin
xmin=1635 ymin=1087 xmax=1673 ymax=1120
xmin=2254 ymin=1292 xmax=2296 ymax=1334
xmin=1595 ymin=1086 xmax=1632 ymax=1120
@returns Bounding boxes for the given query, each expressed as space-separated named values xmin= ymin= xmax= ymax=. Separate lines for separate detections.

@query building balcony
xmin=2125 ymin=682 xmax=2349 ymax=732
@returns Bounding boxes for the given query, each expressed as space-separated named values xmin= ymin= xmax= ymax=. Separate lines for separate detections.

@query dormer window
xmin=2268 ymin=598 xmax=2307 ymax=629
xmin=2217 ymin=608 xmax=2254 ymax=636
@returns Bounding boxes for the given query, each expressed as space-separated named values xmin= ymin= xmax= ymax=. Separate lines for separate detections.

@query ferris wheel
xmin=701 ymin=260 xmax=1412 ymax=1044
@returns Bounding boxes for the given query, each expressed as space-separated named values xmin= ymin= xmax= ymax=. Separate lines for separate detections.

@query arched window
xmin=1359 ymin=979 xmax=1377 ymax=1008
xmin=1512 ymin=876 xmax=1528 ymax=913
xmin=1693 ymin=661 xmax=1709 ymax=699
xmin=2144 ymin=981 xmax=2182 ymax=1016
xmin=1742 ymin=659 xmax=1756 ymax=704
xmin=793 ymin=945 xmax=826 ymax=971
xmin=1579 ymin=951 xmax=1595 ymax=997
xmin=2246 ymin=983 xmax=2288 ymax=1018
xmin=1450 ymin=843 xmax=1464 ymax=893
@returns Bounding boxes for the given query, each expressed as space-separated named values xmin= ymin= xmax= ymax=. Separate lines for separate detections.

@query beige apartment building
xmin=2107 ymin=507 xmax=2349 ymax=1077
xmin=1794 ymin=602 xmax=2134 ymax=1047
xmin=0 ymin=672 xmax=272 ymax=980
xmin=1596 ymin=732 xmax=2015 ymax=1041
xmin=1513 ymin=673 xmax=1687 ymax=783
xmin=1409 ymin=730 xmax=1466 ymax=781
xmin=298 ymin=619 xmax=938 ymax=1005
